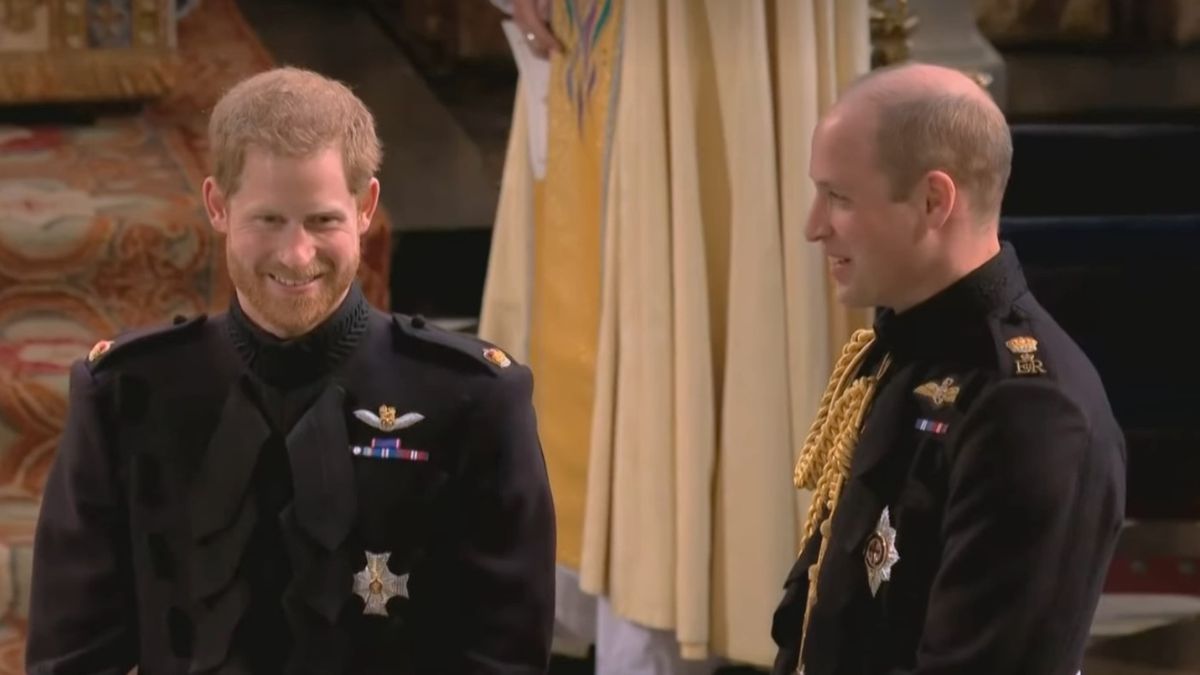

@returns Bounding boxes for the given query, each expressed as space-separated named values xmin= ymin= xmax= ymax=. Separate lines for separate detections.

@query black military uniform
xmin=27 ymin=282 xmax=556 ymax=674
xmin=771 ymin=244 xmax=1125 ymax=675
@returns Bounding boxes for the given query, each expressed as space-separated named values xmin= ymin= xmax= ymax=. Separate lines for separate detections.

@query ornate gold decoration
xmin=63 ymin=0 xmax=87 ymax=49
xmin=792 ymin=329 xmax=891 ymax=656
xmin=134 ymin=0 xmax=160 ymax=46
xmin=0 ymin=49 xmax=178 ymax=103
xmin=965 ymin=70 xmax=995 ymax=89
xmin=869 ymin=0 xmax=919 ymax=68
xmin=1 ymin=0 xmax=38 ymax=35
xmin=90 ymin=0 xmax=130 ymax=46
xmin=378 ymin=405 xmax=396 ymax=431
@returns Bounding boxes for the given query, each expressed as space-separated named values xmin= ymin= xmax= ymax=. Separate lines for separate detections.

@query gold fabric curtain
xmin=479 ymin=0 xmax=871 ymax=665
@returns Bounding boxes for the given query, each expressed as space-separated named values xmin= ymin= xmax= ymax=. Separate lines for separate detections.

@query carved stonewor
xmin=976 ymin=0 xmax=1111 ymax=46
xmin=870 ymin=0 xmax=1009 ymax=109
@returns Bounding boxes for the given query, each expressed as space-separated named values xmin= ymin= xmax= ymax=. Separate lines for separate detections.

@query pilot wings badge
xmin=354 ymin=404 xmax=424 ymax=432
xmin=912 ymin=377 xmax=960 ymax=409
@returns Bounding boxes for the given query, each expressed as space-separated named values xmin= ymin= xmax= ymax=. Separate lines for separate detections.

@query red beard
xmin=226 ymin=247 xmax=359 ymax=337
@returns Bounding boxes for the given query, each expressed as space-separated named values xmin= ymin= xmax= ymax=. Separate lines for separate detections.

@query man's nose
xmin=277 ymin=223 xmax=316 ymax=268
xmin=805 ymin=200 xmax=830 ymax=242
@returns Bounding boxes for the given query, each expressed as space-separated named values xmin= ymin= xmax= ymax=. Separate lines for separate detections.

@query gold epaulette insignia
xmin=483 ymin=347 xmax=511 ymax=368
xmin=87 ymin=340 xmax=114 ymax=363
xmin=1005 ymin=336 xmax=1047 ymax=376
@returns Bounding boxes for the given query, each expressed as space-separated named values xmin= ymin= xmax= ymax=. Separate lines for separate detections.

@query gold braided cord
xmin=793 ymin=328 xmax=876 ymax=541
xmin=791 ymin=328 xmax=891 ymax=664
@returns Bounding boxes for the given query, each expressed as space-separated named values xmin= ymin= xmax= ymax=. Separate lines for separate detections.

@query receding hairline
xmin=840 ymin=62 xmax=997 ymax=106
xmin=830 ymin=63 xmax=1013 ymax=221
xmin=832 ymin=64 xmax=1007 ymax=145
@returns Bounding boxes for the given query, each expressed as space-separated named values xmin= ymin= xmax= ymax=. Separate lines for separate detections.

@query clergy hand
xmin=512 ymin=0 xmax=562 ymax=59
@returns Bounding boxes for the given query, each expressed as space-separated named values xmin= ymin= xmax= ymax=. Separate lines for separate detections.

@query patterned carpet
xmin=0 ymin=0 xmax=392 ymax=668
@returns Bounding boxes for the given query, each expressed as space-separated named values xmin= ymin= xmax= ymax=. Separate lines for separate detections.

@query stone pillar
xmin=905 ymin=0 xmax=1009 ymax=109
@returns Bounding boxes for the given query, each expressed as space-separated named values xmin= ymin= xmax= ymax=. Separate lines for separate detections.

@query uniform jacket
xmin=27 ymin=284 xmax=557 ymax=675
xmin=771 ymin=244 xmax=1126 ymax=675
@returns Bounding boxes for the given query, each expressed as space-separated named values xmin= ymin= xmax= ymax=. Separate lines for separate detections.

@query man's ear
xmin=203 ymin=177 xmax=230 ymax=234
xmin=356 ymin=178 xmax=381 ymax=236
xmin=922 ymin=170 xmax=956 ymax=231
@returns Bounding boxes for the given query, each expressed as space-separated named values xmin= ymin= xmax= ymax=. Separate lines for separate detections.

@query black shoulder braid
xmin=86 ymin=314 xmax=207 ymax=374
xmin=392 ymin=313 xmax=517 ymax=376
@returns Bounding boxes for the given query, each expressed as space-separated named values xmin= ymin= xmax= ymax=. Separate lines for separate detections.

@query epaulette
xmin=994 ymin=308 xmax=1049 ymax=379
xmin=392 ymin=313 xmax=515 ymax=376
xmin=85 ymin=314 xmax=207 ymax=373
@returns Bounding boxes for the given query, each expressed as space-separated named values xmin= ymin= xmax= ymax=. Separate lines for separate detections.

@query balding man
xmin=770 ymin=63 xmax=1125 ymax=675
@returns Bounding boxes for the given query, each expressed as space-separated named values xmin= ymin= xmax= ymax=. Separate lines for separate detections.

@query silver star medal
xmin=864 ymin=507 xmax=900 ymax=596
xmin=352 ymin=551 xmax=409 ymax=616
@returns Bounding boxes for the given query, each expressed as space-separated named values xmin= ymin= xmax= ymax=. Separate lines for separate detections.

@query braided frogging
xmin=790 ymin=329 xmax=891 ymax=663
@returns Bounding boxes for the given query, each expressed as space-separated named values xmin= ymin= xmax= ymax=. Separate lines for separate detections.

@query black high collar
xmin=226 ymin=282 xmax=370 ymax=388
xmin=872 ymin=242 xmax=1029 ymax=363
